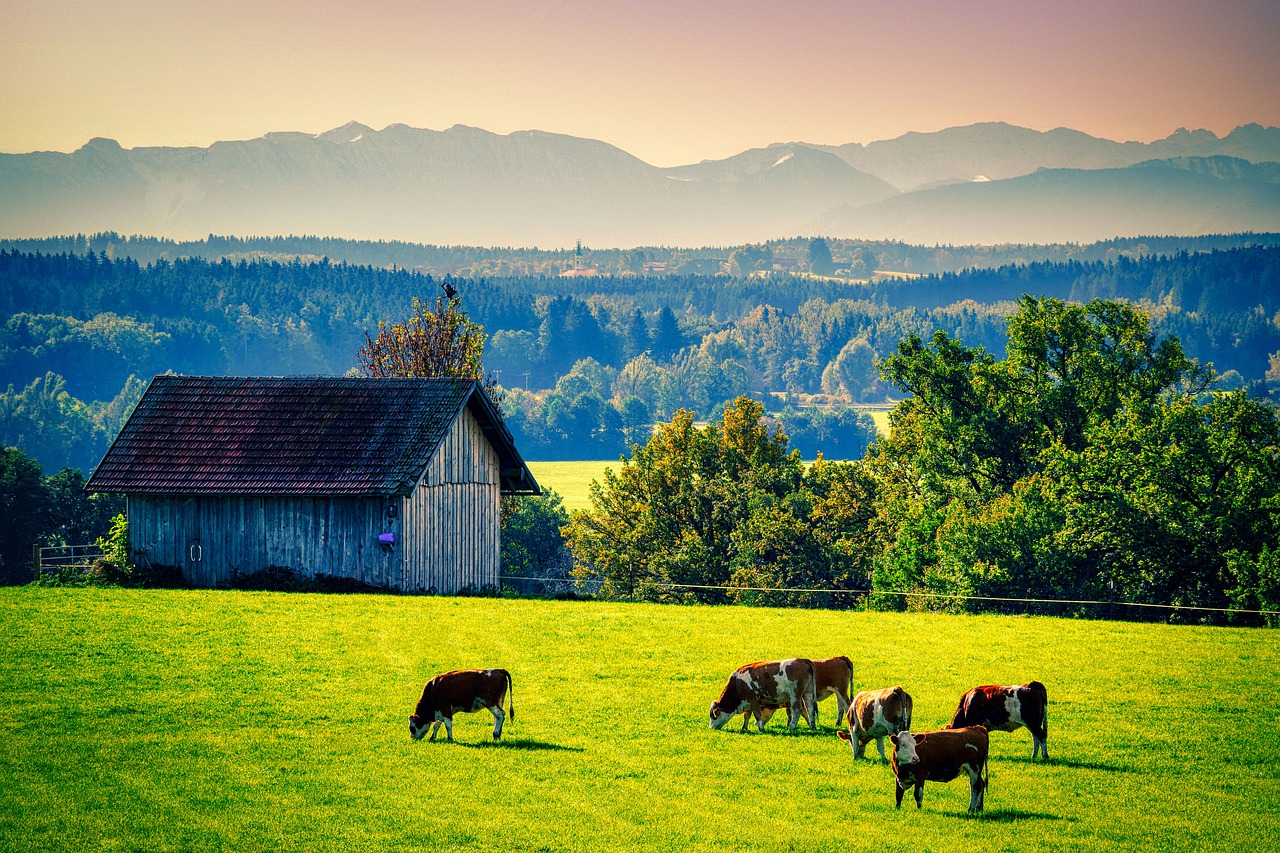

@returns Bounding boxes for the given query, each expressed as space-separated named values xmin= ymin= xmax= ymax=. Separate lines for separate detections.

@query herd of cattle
xmin=409 ymin=658 xmax=1049 ymax=814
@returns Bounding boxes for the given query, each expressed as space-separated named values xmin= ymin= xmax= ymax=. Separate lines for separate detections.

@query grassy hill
xmin=2 ymin=588 xmax=1278 ymax=851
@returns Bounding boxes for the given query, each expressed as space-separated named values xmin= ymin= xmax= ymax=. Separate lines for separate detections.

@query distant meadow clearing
xmin=526 ymin=406 xmax=890 ymax=512
xmin=2 ymin=588 xmax=1277 ymax=852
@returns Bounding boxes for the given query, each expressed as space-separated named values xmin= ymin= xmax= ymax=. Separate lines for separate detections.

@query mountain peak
xmin=317 ymin=121 xmax=374 ymax=143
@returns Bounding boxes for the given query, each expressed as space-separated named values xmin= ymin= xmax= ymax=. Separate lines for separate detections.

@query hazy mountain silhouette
xmin=813 ymin=157 xmax=1280 ymax=245
xmin=1 ymin=122 xmax=1278 ymax=246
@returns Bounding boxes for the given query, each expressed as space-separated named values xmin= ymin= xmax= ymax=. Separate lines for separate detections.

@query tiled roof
xmin=86 ymin=376 xmax=538 ymax=496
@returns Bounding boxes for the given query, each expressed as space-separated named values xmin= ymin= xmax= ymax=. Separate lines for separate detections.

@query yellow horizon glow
xmin=2 ymin=0 xmax=1278 ymax=167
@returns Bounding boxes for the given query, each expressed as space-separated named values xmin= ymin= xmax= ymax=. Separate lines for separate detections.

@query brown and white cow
xmin=890 ymin=726 xmax=989 ymax=813
xmin=947 ymin=681 xmax=1048 ymax=760
xmin=408 ymin=669 xmax=514 ymax=742
xmin=836 ymin=685 xmax=913 ymax=761
xmin=709 ymin=658 xmax=817 ymax=733
xmin=758 ymin=655 xmax=854 ymax=728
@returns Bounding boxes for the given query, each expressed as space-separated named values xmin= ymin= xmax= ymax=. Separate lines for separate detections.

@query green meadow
xmin=2 ymin=588 xmax=1278 ymax=852
xmin=526 ymin=460 xmax=616 ymax=512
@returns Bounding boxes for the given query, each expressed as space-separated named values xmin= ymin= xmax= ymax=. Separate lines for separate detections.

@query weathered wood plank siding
xmin=127 ymin=404 xmax=502 ymax=592
xmin=402 ymin=406 xmax=501 ymax=593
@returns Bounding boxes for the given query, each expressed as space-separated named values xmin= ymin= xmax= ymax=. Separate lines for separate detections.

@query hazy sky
xmin=2 ymin=0 xmax=1278 ymax=166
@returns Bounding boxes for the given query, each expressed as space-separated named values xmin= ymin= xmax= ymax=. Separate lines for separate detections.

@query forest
xmin=0 ymin=238 xmax=1278 ymax=472
xmin=566 ymin=299 xmax=1280 ymax=624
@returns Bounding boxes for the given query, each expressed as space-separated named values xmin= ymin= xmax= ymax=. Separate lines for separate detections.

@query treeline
xmin=4 ymin=231 xmax=1277 ymax=277
xmin=4 ymin=245 xmax=1280 ymax=471
xmin=567 ymin=299 xmax=1280 ymax=625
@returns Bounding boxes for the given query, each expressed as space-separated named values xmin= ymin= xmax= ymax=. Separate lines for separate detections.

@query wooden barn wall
xmin=402 ymin=405 xmax=502 ymax=594
xmin=128 ymin=494 xmax=399 ymax=588
xmin=126 ymin=406 xmax=503 ymax=592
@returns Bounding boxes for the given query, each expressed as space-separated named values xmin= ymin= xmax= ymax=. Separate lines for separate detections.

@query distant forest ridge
xmin=3 ymin=231 xmax=1279 ymax=278
xmin=2 ymin=242 xmax=1279 ymax=471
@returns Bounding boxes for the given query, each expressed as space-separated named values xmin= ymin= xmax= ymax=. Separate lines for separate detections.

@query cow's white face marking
xmin=893 ymin=731 xmax=920 ymax=764
xmin=408 ymin=716 xmax=429 ymax=740
xmin=709 ymin=703 xmax=737 ymax=730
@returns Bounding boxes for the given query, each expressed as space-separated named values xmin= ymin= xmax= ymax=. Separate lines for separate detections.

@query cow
xmin=890 ymin=726 xmax=989 ymax=813
xmin=836 ymin=685 xmax=913 ymax=761
xmin=947 ymin=681 xmax=1048 ymax=760
xmin=709 ymin=658 xmax=817 ymax=733
xmin=408 ymin=669 xmax=514 ymax=743
xmin=758 ymin=655 xmax=853 ymax=729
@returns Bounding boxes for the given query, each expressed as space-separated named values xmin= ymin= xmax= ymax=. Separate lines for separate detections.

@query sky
xmin=2 ymin=0 xmax=1279 ymax=167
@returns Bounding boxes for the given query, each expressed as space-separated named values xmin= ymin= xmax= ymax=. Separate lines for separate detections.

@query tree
xmin=43 ymin=467 xmax=124 ymax=547
xmin=0 ymin=446 xmax=48 ymax=583
xmin=356 ymin=296 xmax=486 ymax=380
xmin=649 ymin=306 xmax=684 ymax=362
xmin=821 ymin=337 xmax=881 ymax=401
xmin=807 ymin=238 xmax=835 ymax=276
xmin=500 ymin=489 xmax=569 ymax=582
xmin=867 ymin=296 xmax=1280 ymax=619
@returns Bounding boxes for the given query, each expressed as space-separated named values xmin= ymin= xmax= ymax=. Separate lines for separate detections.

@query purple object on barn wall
xmin=378 ymin=532 xmax=395 ymax=544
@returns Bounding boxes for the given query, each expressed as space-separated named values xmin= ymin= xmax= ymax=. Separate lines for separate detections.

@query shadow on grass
xmin=460 ymin=738 xmax=583 ymax=752
xmin=945 ymin=808 xmax=1064 ymax=822
xmin=999 ymin=755 xmax=1136 ymax=773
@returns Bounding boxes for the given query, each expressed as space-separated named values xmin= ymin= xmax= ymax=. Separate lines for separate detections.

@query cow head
xmin=709 ymin=701 xmax=737 ymax=730
xmin=409 ymin=683 xmax=436 ymax=740
xmin=892 ymin=731 xmax=921 ymax=764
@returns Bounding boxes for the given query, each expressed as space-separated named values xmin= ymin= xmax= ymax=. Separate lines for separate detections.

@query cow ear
xmin=913 ymin=733 xmax=925 ymax=744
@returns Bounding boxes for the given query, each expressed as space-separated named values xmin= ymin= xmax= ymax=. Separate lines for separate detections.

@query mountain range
xmin=2 ymin=121 xmax=1278 ymax=247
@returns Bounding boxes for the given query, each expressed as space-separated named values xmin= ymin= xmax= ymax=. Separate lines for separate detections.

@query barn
xmin=85 ymin=375 xmax=539 ymax=592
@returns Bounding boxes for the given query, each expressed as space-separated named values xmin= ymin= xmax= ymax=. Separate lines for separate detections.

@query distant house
xmin=85 ymin=376 xmax=539 ymax=592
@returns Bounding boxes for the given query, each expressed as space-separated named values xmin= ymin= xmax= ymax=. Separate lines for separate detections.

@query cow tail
xmin=506 ymin=670 xmax=515 ymax=722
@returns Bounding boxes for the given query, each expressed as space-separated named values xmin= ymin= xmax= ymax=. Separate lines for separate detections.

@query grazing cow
xmin=836 ymin=685 xmax=913 ymax=761
xmin=758 ymin=655 xmax=854 ymax=728
xmin=890 ymin=726 xmax=989 ymax=813
xmin=408 ymin=669 xmax=514 ymax=742
xmin=947 ymin=681 xmax=1048 ymax=760
xmin=709 ymin=658 xmax=817 ymax=733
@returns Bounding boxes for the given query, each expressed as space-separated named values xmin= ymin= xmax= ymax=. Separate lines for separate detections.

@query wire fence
xmin=497 ymin=574 xmax=1280 ymax=622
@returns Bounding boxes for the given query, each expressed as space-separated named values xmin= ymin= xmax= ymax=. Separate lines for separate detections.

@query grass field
xmin=526 ymin=460 xmax=617 ymax=512
xmin=2 ymin=588 xmax=1278 ymax=852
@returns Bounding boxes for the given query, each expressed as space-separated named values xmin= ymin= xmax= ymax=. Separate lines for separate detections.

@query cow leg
xmin=966 ymin=767 xmax=981 ymax=813
xmin=874 ymin=736 xmax=887 ymax=763
xmin=1031 ymin=718 xmax=1049 ymax=760
xmin=895 ymin=782 xmax=905 ymax=809
xmin=913 ymin=783 xmax=924 ymax=809
xmin=787 ymin=704 xmax=799 ymax=732
xmin=443 ymin=717 xmax=454 ymax=742
xmin=428 ymin=720 xmax=442 ymax=742
xmin=835 ymin=692 xmax=850 ymax=727
xmin=739 ymin=712 xmax=751 ymax=734
xmin=490 ymin=705 xmax=505 ymax=740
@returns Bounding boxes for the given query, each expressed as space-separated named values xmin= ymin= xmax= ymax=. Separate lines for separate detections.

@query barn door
xmin=178 ymin=497 xmax=205 ymax=587
xmin=195 ymin=496 xmax=267 ymax=586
